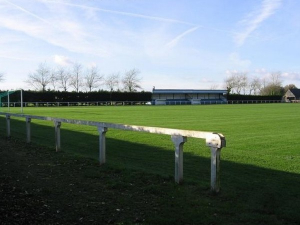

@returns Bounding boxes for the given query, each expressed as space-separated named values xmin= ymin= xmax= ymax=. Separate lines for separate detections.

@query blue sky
xmin=0 ymin=0 xmax=300 ymax=91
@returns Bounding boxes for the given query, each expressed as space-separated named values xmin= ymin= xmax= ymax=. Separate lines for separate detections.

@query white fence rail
xmin=0 ymin=112 xmax=226 ymax=192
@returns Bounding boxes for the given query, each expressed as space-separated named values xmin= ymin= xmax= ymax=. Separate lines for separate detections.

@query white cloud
xmin=254 ymin=68 xmax=267 ymax=74
xmin=0 ymin=1 xmax=110 ymax=57
xmin=235 ymin=0 xmax=282 ymax=46
xmin=166 ymin=26 xmax=199 ymax=48
xmin=282 ymin=72 xmax=300 ymax=81
xmin=41 ymin=0 xmax=196 ymax=26
xmin=4 ymin=0 xmax=56 ymax=28
xmin=53 ymin=55 xmax=73 ymax=66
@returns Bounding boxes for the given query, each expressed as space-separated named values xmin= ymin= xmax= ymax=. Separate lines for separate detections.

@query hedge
xmin=0 ymin=90 xmax=152 ymax=102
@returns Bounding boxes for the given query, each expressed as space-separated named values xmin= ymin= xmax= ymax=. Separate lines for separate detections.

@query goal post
xmin=0 ymin=89 xmax=24 ymax=113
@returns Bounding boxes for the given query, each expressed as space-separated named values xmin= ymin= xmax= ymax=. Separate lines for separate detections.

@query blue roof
xmin=152 ymin=89 xmax=227 ymax=94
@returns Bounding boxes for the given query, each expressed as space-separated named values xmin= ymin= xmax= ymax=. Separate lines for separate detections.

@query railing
xmin=227 ymin=100 xmax=282 ymax=104
xmin=0 ymin=112 xmax=226 ymax=193
xmin=164 ymin=100 xmax=282 ymax=105
xmin=1 ymin=101 xmax=150 ymax=107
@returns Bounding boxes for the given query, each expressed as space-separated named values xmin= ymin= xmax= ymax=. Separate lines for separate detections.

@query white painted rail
xmin=0 ymin=112 xmax=226 ymax=192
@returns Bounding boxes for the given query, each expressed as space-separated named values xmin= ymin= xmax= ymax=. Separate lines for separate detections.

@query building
xmin=283 ymin=89 xmax=300 ymax=102
xmin=152 ymin=88 xmax=227 ymax=105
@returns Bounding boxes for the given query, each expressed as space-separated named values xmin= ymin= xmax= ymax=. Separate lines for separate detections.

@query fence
xmin=1 ymin=101 xmax=150 ymax=107
xmin=0 ymin=112 xmax=226 ymax=193
xmin=0 ymin=100 xmax=284 ymax=107
xmin=227 ymin=100 xmax=282 ymax=104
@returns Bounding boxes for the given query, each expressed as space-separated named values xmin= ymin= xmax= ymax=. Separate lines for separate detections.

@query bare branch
xmin=0 ymin=73 xmax=5 ymax=82
xmin=84 ymin=66 xmax=103 ymax=92
xmin=224 ymin=71 xmax=248 ymax=94
xmin=249 ymin=77 xmax=262 ymax=95
xmin=49 ymin=69 xmax=58 ymax=91
xmin=70 ymin=63 xmax=83 ymax=93
xmin=259 ymin=72 xmax=283 ymax=95
xmin=25 ymin=62 xmax=51 ymax=91
xmin=105 ymin=73 xmax=119 ymax=92
xmin=122 ymin=69 xmax=142 ymax=92
xmin=56 ymin=67 xmax=71 ymax=91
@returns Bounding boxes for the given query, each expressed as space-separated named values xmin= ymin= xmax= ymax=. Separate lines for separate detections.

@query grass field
xmin=1 ymin=104 xmax=300 ymax=224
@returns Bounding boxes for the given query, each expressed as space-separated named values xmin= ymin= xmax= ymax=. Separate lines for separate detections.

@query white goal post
xmin=0 ymin=89 xmax=23 ymax=113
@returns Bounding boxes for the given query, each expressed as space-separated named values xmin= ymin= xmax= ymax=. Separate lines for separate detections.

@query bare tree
xmin=225 ymin=71 xmax=248 ymax=94
xmin=70 ymin=63 xmax=83 ymax=93
xmin=232 ymin=72 xmax=248 ymax=94
xmin=122 ymin=69 xmax=142 ymax=92
xmin=56 ymin=67 xmax=71 ymax=91
xmin=260 ymin=77 xmax=268 ymax=92
xmin=49 ymin=69 xmax=58 ymax=90
xmin=270 ymin=71 xmax=282 ymax=87
xmin=260 ymin=84 xmax=284 ymax=95
xmin=249 ymin=77 xmax=262 ymax=95
xmin=0 ymin=73 xmax=5 ymax=82
xmin=284 ymin=84 xmax=297 ymax=93
xmin=240 ymin=73 xmax=248 ymax=94
xmin=84 ymin=66 xmax=103 ymax=92
xmin=26 ymin=62 xmax=51 ymax=91
xmin=259 ymin=72 xmax=283 ymax=95
xmin=105 ymin=73 xmax=119 ymax=91
xmin=224 ymin=74 xmax=236 ymax=94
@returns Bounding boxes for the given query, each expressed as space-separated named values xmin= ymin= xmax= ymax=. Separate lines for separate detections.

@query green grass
xmin=1 ymin=104 xmax=300 ymax=224
xmin=2 ymin=104 xmax=300 ymax=173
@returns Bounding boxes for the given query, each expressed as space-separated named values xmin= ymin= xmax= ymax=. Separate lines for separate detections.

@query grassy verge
xmin=1 ymin=137 xmax=299 ymax=225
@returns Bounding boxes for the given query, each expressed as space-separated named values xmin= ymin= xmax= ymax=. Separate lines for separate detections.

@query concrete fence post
xmin=206 ymin=133 xmax=226 ymax=193
xmin=98 ymin=126 xmax=108 ymax=165
xmin=26 ymin=117 xmax=31 ymax=143
xmin=6 ymin=115 xmax=10 ymax=138
xmin=210 ymin=146 xmax=221 ymax=192
xmin=171 ymin=135 xmax=187 ymax=184
xmin=0 ymin=112 xmax=227 ymax=191
xmin=54 ymin=121 xmax=61 ymax=152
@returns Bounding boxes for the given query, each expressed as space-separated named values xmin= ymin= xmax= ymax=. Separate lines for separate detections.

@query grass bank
xmin=1 ymin=137 xmax=299 ymax=224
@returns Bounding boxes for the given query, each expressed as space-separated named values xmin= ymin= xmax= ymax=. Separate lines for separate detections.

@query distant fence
xmin=0 ymin=112 xmax=226 ymax=193
xmin=227 ymin=100 xmax=282 ymax=104
xmin=1 ymin=101 xmax=150 ymax=107
xmin=0 ymin=100 xmax=284 ymax=107
xmin=2 ymin=101 xmax=151 ymax=107
xmin=162 ymin=100 xmax=282 ymax=105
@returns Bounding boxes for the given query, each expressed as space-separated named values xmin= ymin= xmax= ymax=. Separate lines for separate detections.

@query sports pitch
xmin=2 ymin=104 xmax=300 ymax=174
xmin=1 ymin=103 xmax=300 ymax=224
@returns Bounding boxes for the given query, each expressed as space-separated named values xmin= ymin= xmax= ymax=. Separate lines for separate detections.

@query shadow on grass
xmin=1 ymin=116 xmax=300 ymax=224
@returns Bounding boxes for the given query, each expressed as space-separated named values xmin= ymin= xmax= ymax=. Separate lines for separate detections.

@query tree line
xmin=25 ymin=62 xmax=142 ymax=93
xmin=1 ymin=66 xmax=299 ymax=97
xmin=1 ymin=90 xmax=152 ymax=103
xmin=224 ymin=71 xmax=297 ymax=95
